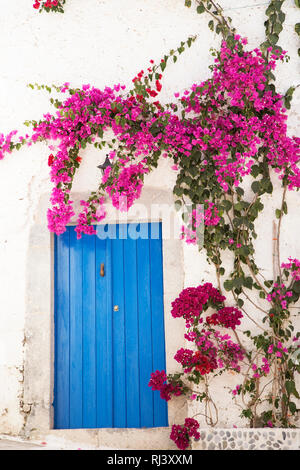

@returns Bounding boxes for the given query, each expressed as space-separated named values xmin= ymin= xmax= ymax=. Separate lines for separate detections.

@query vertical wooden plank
xmin=137 ymin=223 xmax=154 ymax=427
xmin=54 ymin=228 xmax=70 ymax=429
xmin=124 ymin=225 xmax=140 ymax=428
xmin=69 ymin=227 xmax=83 ymax=428
xmin=112 ymin=224 xmax=126 ymax=427
xmin=150 ymin=222 xmax=168 ymax=426
xmin=96 ymin=233 xmax=113 ymax=427
xmin=82 ymin=232 xmax=97 ymax=428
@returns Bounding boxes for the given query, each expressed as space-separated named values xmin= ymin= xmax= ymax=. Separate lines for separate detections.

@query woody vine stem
xmin=149 ymin=0 xmax=300 ymax=447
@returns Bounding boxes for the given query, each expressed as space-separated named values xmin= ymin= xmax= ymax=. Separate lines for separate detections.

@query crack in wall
xmin=16 ymin=334 xmax=31 ymax=438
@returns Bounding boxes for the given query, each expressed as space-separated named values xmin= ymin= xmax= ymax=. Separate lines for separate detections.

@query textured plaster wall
xmin=0 ymin=0 xmax=299 ymax=448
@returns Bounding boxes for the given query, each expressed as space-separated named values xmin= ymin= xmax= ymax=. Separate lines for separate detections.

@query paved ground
xmin=0 ymin=439 xmax=45 ymax=450
xmin=0 ymin=435 xmax=115 ymax=450
xmin=0 ymin=435 xmax=99 ymax=450
xmin=0 ymin=437 xmax=62 ymax=450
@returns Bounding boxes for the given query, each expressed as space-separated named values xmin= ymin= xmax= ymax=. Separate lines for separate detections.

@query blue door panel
xmin=82 ymin=234 xmax=97 ymax=428
xmin=112 ymin=225 xmax=127 ymax=428
xmin=69 ymin=228 xmax=83 ymax=428
xmin=124 ymin=233 xmax=140 ymax=428
xmin=54 ymin=223 xmax=168 ymax=429
xmin=54 ymin=229 xmax=70 ymax=429
xmin=150 ymin=223 xmax=169 ymax=426
xmin=95 ymin=237 xmax=113 ymax=428
xmin=137 ymin=234 xmax=154 ymax=427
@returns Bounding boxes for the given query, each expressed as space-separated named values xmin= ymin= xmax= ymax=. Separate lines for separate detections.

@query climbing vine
xmin=148 ymin=0 xmax=300 ymax=449
xmin=1 ymin=0 xmax=300 ymax=450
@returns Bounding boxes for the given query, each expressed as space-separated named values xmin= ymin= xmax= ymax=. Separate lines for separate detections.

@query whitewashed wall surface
xmin=0 ymin=0 xmax=299 ymax=450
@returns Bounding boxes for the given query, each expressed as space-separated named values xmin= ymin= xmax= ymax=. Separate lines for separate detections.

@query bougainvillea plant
xmin=33 ymin=0 xmax=65 ymax=13
xmin=0 ymin=33 xmax=198 ymax=238
xmin=1 ymin=0 xmax=300 ymax=450
xmin=149 ymin=283 xmax=245 ymax=449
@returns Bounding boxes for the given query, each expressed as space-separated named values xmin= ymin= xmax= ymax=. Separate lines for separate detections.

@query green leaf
xmin=224 ymin=280 xmax=233 ymax=291
xmin=197 ymin=3 xmax=205 ymax=14
xmin=243 ymin=277 xmax=253 ymax=289
xmin=285 ymin=86 xmax=295 ymax=97
xmin=184 ymin=0 xmax=192 ymax=6
xmin=285 ymin=380 xmax=300 ymax=399
xmin=269 ymin=33 xmax=279 ymax=45
xmin=273 ymin=0 xmax=284 ymax=10
xmin=233 ymin=277 xmax=243 ymax=289
xmin=293 ymin=280 xmax=300 ymax=293
xmin=240 ymin=246 xmax=250 ymax=257
xmin=282 ymin=201 xmax=288 ymax=214
xmin=222 ymin=199 xmax=232 ymax=211
xmin=227 ymin=35 xmax=235 ymax=48
xmin=234 ymin=202 xmax=243 ymax=212
xmin=275 ymin=209 xmax=281 ymax=219
xmin=266 ymin=4 xmax=275 ymax=16
xmin=289 ymin=402 xmax=297 ymax=414
xmin=251 ymin=181 xmax=261 ymax=194
xmin=264 ymin=280 xmax=273 ymax=288
xmin=251 ymin=165 xmax=260 ymax=178
xmin=236 ymin=187 xmax=244 ymax=196
xmin=241 ymin=409 xmax=253 ymax=419
xmin=208 ymin=20 xmax=214 ymax=31
xmin=295 ymin=23 xmax=300 ymax=36
xmin=278 ymin=11 xmax=285 ymax=23
xmin=273 ymin=23 xmax=283 ymax=34
xmin=261 ymin=40 xmax=271 ymax=51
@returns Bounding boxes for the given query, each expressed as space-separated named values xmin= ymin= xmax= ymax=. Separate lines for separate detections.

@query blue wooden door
xmin=54 ymin=222 xmax=168 ymax=429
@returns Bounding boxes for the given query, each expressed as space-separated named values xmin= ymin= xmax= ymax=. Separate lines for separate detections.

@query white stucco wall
xmin=0 ymin=0 xmax=299 ymax=448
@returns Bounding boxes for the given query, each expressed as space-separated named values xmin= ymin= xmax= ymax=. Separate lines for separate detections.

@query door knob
xmin=100 ymin=263 xmax=105 ymax=277
xmin=114 ymin=305 xmax=119 ymax=312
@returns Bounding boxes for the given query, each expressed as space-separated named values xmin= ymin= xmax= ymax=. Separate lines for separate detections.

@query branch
xmin=276 ymin=184 xmax=287 ymax=284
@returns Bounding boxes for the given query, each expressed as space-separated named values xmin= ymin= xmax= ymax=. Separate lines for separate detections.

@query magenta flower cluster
xmin=33 ymin=0 xmax=64 ymax=11
xmin=206 ymin=306 xmax=243 ymax=330
xmin=0 ymin=130 xmax=18 ymax=155
xmin=251 ymin=356 xmax=271 ymax=379
xmin=150 ymin=283 xmax=245 ymax=449
xmin=171 ymin=283 xmax=225 ymax=326
xmin=266 ymin=282 xmax=293 ymax=311
xmin=176 ymin=39 xmax=299 ymax=190
xmin=180 ymin=203 xmax=221 ymax=245
xmin=281 ymin=258 xmax=300 ymax=282
xmin=0 ymin=37 xmax=299 ymax=240
xmin=170 ymin=418 xmax=200 ymax=450
xmin=148 ymin=370 xmax=183 ymax=402
xmin=105 ymin=162 xmax=149 ymax=211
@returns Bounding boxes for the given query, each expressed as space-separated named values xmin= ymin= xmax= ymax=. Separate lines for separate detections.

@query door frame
xmin=54 ymin=221 xmax=169 ymax=429
xmin=23 ymin=187 xmax=186 ymax=440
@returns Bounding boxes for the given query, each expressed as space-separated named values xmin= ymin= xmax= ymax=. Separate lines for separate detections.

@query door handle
xmin=100 ymin=263 xmax=105 ymax=277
